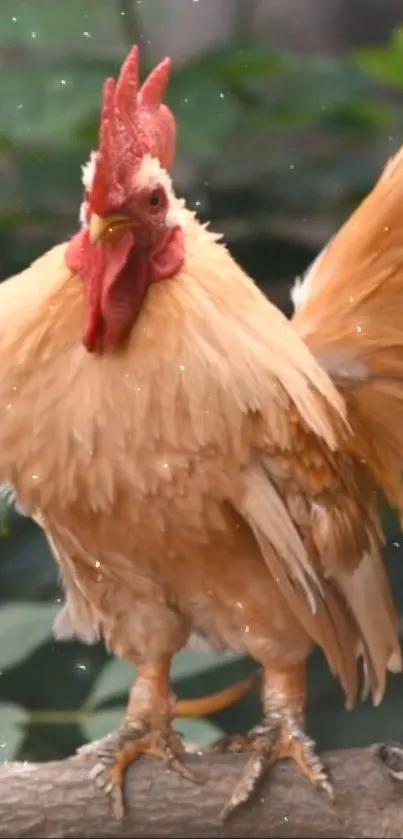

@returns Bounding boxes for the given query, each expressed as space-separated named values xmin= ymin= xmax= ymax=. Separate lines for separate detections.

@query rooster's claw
xmin=218 ymin=713 xmax=333 ymax=820
xmin=76 ymin=723 xmax=200 ymax=819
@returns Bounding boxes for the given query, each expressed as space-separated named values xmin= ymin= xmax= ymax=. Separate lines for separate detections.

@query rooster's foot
xmin=218 ymin=705 xmax=333 ymax=820
xmin=76 ymin=722 xmax=200 ymax=819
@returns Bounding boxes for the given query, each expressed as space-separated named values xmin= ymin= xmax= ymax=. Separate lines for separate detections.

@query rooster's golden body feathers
xmin=0 ymin=206 xmax=400 ymax=709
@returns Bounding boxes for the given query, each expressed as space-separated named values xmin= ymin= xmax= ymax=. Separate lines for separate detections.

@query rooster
xmin=0 ymin=45 xmax=403 ymax=821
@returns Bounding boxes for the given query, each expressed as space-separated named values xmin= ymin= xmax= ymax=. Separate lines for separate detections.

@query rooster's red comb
xmin=89 ymin=46 xmax=176 ymax=211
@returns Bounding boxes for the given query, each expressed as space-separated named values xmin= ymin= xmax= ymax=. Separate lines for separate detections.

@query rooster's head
xmin=66 ymin=46 xmax=184 ymax=353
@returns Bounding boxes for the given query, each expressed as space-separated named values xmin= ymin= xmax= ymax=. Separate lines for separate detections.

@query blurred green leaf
xmin=0 ymin=702 xmax=27 ymax=760
xmin=311 ymin=692 xmax=403 ymax=750
xmin=175 ymin=716 xmax=222 ymax=747
xmin=233 ymin=52 xmax=382 ymax=136
xmin=354 ymin=27 xmax=403 ymax=88
xmin=168 ymin=69 xmax=241 ymax=156
xmin=16 ymin=148 xmax=86 ymax=214
xmin=88 ymin=649 xmax=240 ymax=708
xmin=0 ymin=61 xmax=116 ymax=147
xmin=318 ymin=99 xmax=391 ymax=132
xmin=82 ymin=707 xmax=124 ymax=742
xmin=0 ymin=134 xmax=15 ymax=152
xmin=0 ymin=603 xmax=58 ymax=668
xmin=88 ymin=658 xmax=133 ymax=707
xmin=0 ymin=0 xmax=120 ymax=49
xmin=172 ymin=649 xmax=239 ymax=681
xmin=280 ymin=55 xmax=370 ymax=120
xmin=164 ymin=44 xmax=286 ymax=155
xmin=0 ymin=517 xmax=56 ymax=602
xmin=198 ymin=44 xmax=285 ymax=81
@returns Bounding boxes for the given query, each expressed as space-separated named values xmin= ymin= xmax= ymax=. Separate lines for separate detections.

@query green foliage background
xmin=2 ymin=0 xmax=403 ymax=764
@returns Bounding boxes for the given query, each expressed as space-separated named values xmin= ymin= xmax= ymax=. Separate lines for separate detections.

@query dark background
xmin=2 ymin=0 xmax=403 ymax=763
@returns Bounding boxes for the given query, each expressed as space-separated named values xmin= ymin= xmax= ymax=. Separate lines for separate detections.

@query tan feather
xmin=33 ymin=512 xmax=101 ymax=644
xmin=292 ymin=146 xmax=403 ymax=515
xmin=242 ymin=517 xmax=360 ymax=706
xmin=238 ymin=460 xmax=322 ymax=609
xmin=335 ymin=541 xmax=401 ymax=705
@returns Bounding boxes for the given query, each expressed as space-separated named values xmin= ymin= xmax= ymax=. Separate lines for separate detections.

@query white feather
xmin=53 ymin=601 xmax=100 ymax=645
xmin=290 ymin=241 xmax=331 ymax=312
xmin=0 ymin=482 xmax=29 ymax=516
xmin=78 ymin=199 xmax=89 ymax=228
xmin=81 ymin=151 xmax=97 ymax=191
xmin=78 ymin=151 xmax=98 ymax=227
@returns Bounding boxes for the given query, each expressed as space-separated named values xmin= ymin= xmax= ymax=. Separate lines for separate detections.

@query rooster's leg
xmin=76 ymin=656 xmax=198 ymax=818
xmin=219 ymin=661 xmax=333 ymax=820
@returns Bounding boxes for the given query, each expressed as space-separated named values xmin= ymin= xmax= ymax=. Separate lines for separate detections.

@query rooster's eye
xmin=149 ymin=188 xmax=164 ymax=210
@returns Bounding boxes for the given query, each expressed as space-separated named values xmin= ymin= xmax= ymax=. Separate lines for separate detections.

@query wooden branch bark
xmin=1 ymin=743 xmax=403 ymax=838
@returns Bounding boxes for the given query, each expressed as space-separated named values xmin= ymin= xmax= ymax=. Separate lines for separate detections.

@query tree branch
xmin=1 ymin=744 xmax=402 ymax=838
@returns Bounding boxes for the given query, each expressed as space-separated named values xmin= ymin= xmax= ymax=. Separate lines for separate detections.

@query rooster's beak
xmin=89 ymin=213 xmax=131 ymax=245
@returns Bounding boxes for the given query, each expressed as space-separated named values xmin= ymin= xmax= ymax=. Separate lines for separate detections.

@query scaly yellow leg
xmin=219 ymin=661 xmax=333 ymax=820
